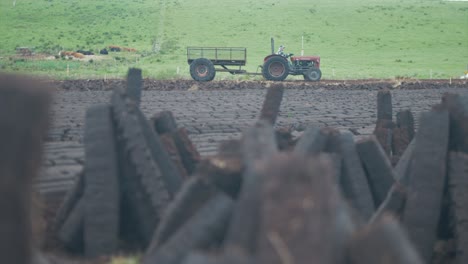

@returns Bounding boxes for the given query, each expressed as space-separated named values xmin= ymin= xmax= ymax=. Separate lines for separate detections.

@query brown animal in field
xmin=59 ymin=51 xmax=85 ymax=59
xmin=72 ymin=52 xmax=85 ymax=59
xmin=122 ymin=47 xmax=137 ymax=52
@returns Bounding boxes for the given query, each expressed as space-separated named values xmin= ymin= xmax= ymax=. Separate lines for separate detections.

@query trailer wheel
xmin=262 ymin=56 xmax=289 ymax=81
xmin=304 ymin=68 xmax=322 ymax=81
xmin=190 ymin=58 xmax=216 ymax=82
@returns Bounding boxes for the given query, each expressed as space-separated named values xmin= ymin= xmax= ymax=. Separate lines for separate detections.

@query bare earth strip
xmin=37 ymin=82 xmax=468 ymax=201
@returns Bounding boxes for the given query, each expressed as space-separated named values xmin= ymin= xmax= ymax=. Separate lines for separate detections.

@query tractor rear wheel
xmin=262 ymin=56 xmax=289 ymax=81
xmin=304 ymin=68 xmax=322 ymax=81
xmin=190 ymin=58 xmax=216 ymax=82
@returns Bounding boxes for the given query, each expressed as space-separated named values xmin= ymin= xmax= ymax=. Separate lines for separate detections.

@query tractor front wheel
xmin=303 ymin=68 xmax=322 ymax=81
xmin=190 ymin=58 xmax=216 ymax=81
xmin=262 ymin=56 xmax=289 ymax=81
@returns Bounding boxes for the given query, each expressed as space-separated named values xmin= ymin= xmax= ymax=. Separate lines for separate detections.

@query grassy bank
xmin=0 ymin=0 xmax=467 ymax=80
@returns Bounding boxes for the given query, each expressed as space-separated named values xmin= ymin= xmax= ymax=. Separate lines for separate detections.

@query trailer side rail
xmin=187 ymin=47 xmax=247 ymax=66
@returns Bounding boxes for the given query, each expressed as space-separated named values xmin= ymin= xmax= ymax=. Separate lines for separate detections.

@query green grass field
xmin=0 ymin=0 xmax=467 ymax=80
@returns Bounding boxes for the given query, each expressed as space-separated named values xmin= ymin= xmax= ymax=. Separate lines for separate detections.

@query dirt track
xmin=36 ymin=79 xmax=468 ymax=202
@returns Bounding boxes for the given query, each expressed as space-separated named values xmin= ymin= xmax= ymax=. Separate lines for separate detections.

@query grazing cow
xmin=71 ymin=52 xmax=85 ymax=59
xmin=108 ymin=45 xmax=121 ymax=52
xmin=100 ymin=48 xmax=109 ymax=55
xmin=122 ymin=47 xmax=137 ymax=52
xmin=59 ymin=51 xmax=85 ymax=59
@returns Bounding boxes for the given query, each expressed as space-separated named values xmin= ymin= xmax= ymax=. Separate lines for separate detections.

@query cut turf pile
xmin=0 ymin=74 xmax=52 ymax=264
xmin=4 ymin=68 xmax=465 ymax=263
xmin=52 ymin=68 xmax=201 ymax=258
xmin=372 ymin=89 xmax=415 ymax=165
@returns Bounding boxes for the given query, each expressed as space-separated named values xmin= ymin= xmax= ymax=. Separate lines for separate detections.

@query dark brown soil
xmin=53 ymin=78 xmax=468 ymax=91
xmin=35 ymin=78 xmax=467 ymax=263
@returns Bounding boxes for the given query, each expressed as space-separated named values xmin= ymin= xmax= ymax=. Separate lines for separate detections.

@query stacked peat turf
xmin=0 ymin=74 xmax=52 ymax=264
xmin=142 ymin=91 xmax=468 ymax=263
xmin=52 ymin=70 xmax=467 ymax=264
xmin=143 ymin=85 xmax=414 ymax=264
xmin=368 ymin=90 xmax=468 ymax=263
xmin=151 ymin=111 xmax=201 ymax=178
xmin=52 ymin=69 xmax=199 ymax=258
xmin=373 ymin=89 xmax=415 ymax=165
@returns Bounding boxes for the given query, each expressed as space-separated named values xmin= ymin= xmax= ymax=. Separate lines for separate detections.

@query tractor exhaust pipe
xmin=271 ymin=37 xmax=275 ymax=55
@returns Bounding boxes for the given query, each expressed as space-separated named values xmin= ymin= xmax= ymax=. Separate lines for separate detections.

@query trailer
xmin=187 ymin=38 xmax=321 ymax=82
xmin=187 ymin=47 xmax=260 ymax=81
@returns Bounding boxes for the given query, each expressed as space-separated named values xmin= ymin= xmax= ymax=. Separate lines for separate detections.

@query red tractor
xmin=187 ymin=38 xmax=321 ymax=81
xmin=262 ymin=38 xmax=321 ymax=81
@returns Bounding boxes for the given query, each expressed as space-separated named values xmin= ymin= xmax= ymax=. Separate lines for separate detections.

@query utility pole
xmin=301 ymin=35 xmax=304 ymax=56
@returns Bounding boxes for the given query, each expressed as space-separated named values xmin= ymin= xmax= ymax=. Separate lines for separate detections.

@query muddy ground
xmin=29 ymin=78 xmax=467 ymax=263
xmin=54 ymin=78 xmax=467 ymax=91
xmin=36 ymin=79 xmax=468 ymax=219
